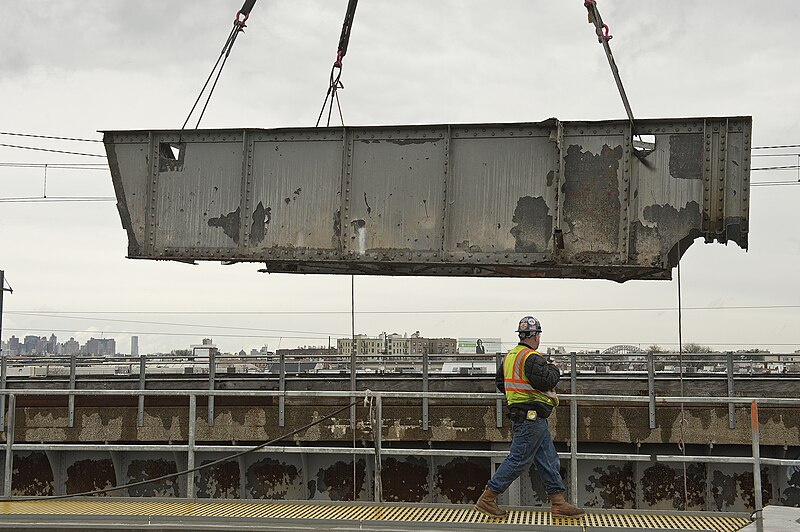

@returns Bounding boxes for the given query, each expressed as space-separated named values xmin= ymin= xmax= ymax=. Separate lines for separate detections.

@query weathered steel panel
xmin=104 ymin=117 xmax=751 ymax=281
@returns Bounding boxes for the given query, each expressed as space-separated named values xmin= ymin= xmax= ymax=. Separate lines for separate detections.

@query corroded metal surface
xmin=104 ymin=117 xmax=751 ymax=281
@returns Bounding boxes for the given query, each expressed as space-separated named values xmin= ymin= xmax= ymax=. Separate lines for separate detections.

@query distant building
xmin=338 ymin=332 xmax=456 ymax=357
xmin=23 ymin=335 xmax=43 ymax=355
xmin=6 ymin=336 xmax=20 ymax=356
xmin=47 ymin=334 xmax=58 ymax=354
xmin=131 ymin=336 xmax=139 ymax=357
xmin=63 ymin=337 xmax=80 ymax=355
xmin=84 ymin=338 xmax=116 ymax=356
xmin=276 ymin=346 xmax=336 ymax=358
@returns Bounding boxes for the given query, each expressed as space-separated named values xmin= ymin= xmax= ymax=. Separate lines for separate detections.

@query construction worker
xmin=475 ymin=316 xmax=585 ymax=518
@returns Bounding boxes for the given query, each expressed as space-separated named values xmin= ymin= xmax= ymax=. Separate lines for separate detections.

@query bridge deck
xmin=0 ymin=499 xmax=750 ymax=531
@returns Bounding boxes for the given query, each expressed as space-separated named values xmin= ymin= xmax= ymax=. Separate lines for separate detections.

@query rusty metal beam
xmin=104 ymin=117 xmax=751 ymax=282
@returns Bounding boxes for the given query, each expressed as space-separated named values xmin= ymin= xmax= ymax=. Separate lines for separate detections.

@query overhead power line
xmin=9 ymin=304 xmax=800 ymax=316
xmin=0 ymin=131 xmax=102 ymax=143
xmin=0 ymin=143 xmax=105 ymax=157
xmin=0 ymin=196 xmax=115 ymax=203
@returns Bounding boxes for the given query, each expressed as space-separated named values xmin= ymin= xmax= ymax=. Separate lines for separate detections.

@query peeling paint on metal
xmin=641 ymin=462 xmax=705 ymax=510
xmin=207 ymin=207 xmax=241 ymax=244
xmin=510 ymin=196 xmax=552 ymax=253
xmin=247 ymin=457 xmax=299 ymax=499
xmin=198 ymin=459 xmax=240 ymax=499
xmin=352 ymin=219 xmax=366 ymax=255
xmin=669 ymin=134 xmax=703 ymax=179
xmin=563 ymin=144 xmax=622 ymax=253
xmin=250 ymin=202 xmax=268 ymax=245
xmin=713 ymin=469 xmax=772 ymax=510
xmin=66 ymin=458 xmax=115 ymax=495
xmin=782 ymin=469 xmax=800 ymax=507
xmin=585 ymin=463 xmax=636 ymax=508
xmin=11 ymin=452 xmax=54 ymax=496
xmin=315 ymin=459 xmax=366 ymax=501
xmin=381 ymin=457 xmax=429 ymax=502
xmin=435 ymin=457 xmax=489 ymax=504
xmin=126 ymin=459 xmax=178 ymax=497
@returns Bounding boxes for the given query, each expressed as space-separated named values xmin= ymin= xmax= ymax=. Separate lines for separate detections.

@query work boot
xmin=548 ymin=492 xmax=586 ymax=517
xmin=474 ymin=486 xmax=507 ymax=518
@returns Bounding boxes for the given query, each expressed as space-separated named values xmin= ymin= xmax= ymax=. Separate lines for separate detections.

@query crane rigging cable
xmin=316 ymin=0 xmax=359 ymax=127
xmin=583 ymin=1 xmax=646 ymax=156
xmin=180 ymin=0 xmax=257 ymax=133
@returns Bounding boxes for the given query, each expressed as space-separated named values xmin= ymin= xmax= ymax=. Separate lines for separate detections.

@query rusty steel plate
xmin=104 ymin=117 xmax=751 ymax=281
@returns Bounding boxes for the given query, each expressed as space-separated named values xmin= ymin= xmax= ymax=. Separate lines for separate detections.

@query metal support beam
xmin=422 ymin=351 xmax=429 ymax=431
xmin=3 ymin=394 xmax=14 ymax=498
xmin=137 ymin=354 xmax=146 ymax=427
xmin=0 ymin=354 xmax=6 ymax=430
xmin=727 ymin=352 xmax=736 ymax=429
xmin=570 ymin=353 xmax=579 ymax=505
xmin=279 ymin=352 xmax=285 ymax=428
xmin=647 ymin=352 xmax=656 ymax=429
xmin=208 ymin=352 xmax=215 ymax=426
xmin=104 ymin=117 xmax=752 ymax=282
xmin=187 ymin=395 xmax=196 ymax=499
xmin=68 ymin=354 xmax=76 ymax=428
xmin=495 ymin=353 xmax=503 ymax=428
xmin=750 ymin=401 xmax=763 ymax=532
xmin=374 ymin=396 xmax=382 ymax=503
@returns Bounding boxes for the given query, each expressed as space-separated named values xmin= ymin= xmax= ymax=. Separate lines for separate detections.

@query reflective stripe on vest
xmin=503 ymin=345 xmax=558 ymax=408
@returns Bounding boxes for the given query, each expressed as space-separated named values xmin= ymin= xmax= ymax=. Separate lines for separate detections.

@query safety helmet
xmin=516 ymin=316 xmax=542 ymax=335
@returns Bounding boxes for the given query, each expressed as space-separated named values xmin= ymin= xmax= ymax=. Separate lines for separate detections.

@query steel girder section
xmin=103 ymin=117 xmax=751 ymax=281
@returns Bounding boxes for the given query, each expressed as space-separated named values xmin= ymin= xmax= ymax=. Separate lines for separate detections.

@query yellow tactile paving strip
xmin=0 ymin=500 xmax=750 ymax=531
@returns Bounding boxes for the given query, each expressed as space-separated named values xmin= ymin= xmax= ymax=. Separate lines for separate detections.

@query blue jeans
xmin=487 ymin=418 xmax=565 ymax=495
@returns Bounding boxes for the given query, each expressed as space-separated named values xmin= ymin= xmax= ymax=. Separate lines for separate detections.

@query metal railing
xmin=0 ymin=385 xmax=798 ymax=530
xmin=1 ymin=351 xmax=797 ymax=436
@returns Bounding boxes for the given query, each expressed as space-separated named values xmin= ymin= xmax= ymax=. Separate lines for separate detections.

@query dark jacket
xmin=496 ymin=343 xmax=561 ymax=418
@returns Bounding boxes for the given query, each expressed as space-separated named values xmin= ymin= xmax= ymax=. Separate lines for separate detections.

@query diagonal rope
xmin=180 ymin=0 xmax=257 ymax=134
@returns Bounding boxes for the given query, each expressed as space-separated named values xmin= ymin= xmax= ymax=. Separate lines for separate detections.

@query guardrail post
xmin=137 ymin=354 xmax=146 ymax=427
xmin=647 ymin=352 xmax=656 ymax=429
xmin=374 ymin=395 xmax=382 ymax=503
xmin=279 ymin=352 xmax=286 ymax=428
xmin=750 ymin=400 xmax=763 ymax=532
xmin=3 ymin=394 xmax=15 ymax=497
xmin=68 ymin=354 xmax=76 ymax=428
xmin=422 ymin=351 xmax=429 ymax=431
xmin=727 ymin=352 xmax=736 ymax=429
xmin=0 ymin=354 xmax=7 ymax=430
xmin=570 ymin=353 xmax=578 ymax=505
xmin=495 ymin=353 xmax=503 ymax=428
xmin=208 ymin=352 xmax=215 ymax=426
xmin=187 ymin=394 xmax=197 ymax=499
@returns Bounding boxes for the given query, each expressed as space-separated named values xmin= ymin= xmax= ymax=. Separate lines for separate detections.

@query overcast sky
xmin=0 ymin=0 xmax=798 ymax=356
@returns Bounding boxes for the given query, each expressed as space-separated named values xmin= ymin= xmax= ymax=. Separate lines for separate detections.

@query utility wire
xmin=22 ymin=400 xmax=358 ymax=502
xmin=0 ymin=197 xmax=115 ymax=203
xmin=0 ymin=143 xmax=105 ymax=157
xmin=10 ymin=305 xmax=797 ymax=315
xmin=0 ymin=132 xmax=102 ymax=143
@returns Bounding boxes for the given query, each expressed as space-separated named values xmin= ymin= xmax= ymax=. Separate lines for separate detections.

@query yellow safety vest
xmin=503 ymin=345 xmax=559 ymax=408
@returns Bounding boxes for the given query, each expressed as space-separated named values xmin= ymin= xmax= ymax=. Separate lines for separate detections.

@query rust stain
xmin=246 ymin=458 xmax=298 ymax=500
xmin=315 ymin=459 xmax=366 ymax=501
xmin=435 ymin=457 xmax=489 ymax=504
xmin=66 ymin=459 xmax=115 ymax=495
xmin=782 ymin=469 xmax=800 ymax=507
xmin=585 ymin=463 xmax=636 ymax=508
xmin=126 ymin=458 xmax=178 ymax=497
xmin=562 ymin=144 xmax=622 ymax=253
xmin=510 ymin=196 xmax=552 ymax=253
xmin=669 ymin=134 xmax=703 ymax=180
xmin=198 ymin=459 xmax=240 ymax=499
xmin=11 ymin=452 xmax=54 ymax=496
xmin=381 ymin=457 xmax=428 ymax=502
xmin=642 ymin=463 xmax=705 ymax=509
xmin=208 ymin=207 xmax=241 ymax=244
